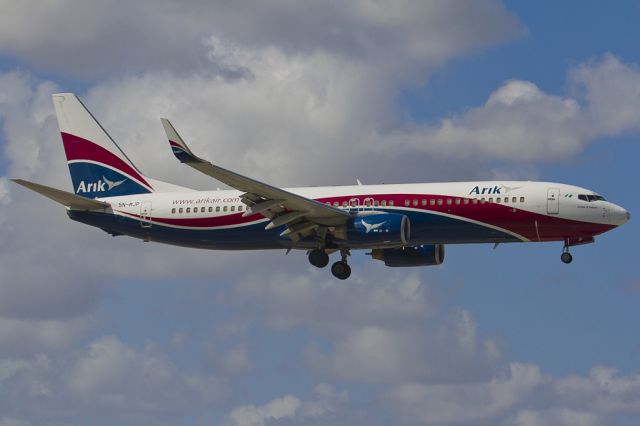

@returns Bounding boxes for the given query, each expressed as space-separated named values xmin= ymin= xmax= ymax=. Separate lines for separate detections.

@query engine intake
xmin=371 ymin=244 xmax=445 ymax=267
xmin=346 ymin=213 xmax=410 ymax=246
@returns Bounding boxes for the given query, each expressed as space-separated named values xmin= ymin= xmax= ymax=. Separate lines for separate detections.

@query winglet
xmin=11 ymin=179 xmax=110 ymax=210
xmin=160 ymin=118 xmax=202 ymax=164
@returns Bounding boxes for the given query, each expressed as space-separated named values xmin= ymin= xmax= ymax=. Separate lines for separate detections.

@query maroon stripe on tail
xmin=61 ymin=132 xmax=152 ymax=188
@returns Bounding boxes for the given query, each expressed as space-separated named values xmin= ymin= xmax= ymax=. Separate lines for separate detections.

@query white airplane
xmin=12 ymin=94 xmax=630 ymax=279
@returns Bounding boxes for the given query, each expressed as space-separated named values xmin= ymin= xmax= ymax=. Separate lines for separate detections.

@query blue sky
xmin=0 ymin=1 xmax=639 ymax=425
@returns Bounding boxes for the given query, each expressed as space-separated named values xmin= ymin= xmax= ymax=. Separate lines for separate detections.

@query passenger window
xmin=520 ymin=197 xmax=525 ymax=203
xmin=512 ymin=197 xmax=517 ymax=203
xmin=412 ymin=199 xmax=418 ymax=206
xmin=171 ymin=208 xmax=176 ymax=214
xmin=186 ymin=207 xmax=191 ymax=213
xmin=223 ymin=206 xmax=228 ymax=212
xmin=464 ymin=199 xmax=469 ymax=205
xmin=208 ymin=207 xmax=213 ymax=213
xmin=488 ymin=198 xmax=493 ymax=203
xmin=216 ymin=206 xmax=220 ymax=212
xmin=179 ymin=208 xmax=183 ymax=213
xmin=496 ymin=197 xmax=501 ymax=203
xmin=405 ymin=200 xmax=410 ymax=206
xmin=201 ymin=207 xmax=206 ymax=213
xmin=374 ymin=200 xmax=379 ymax=207
xmin=333 ymin=202 xmax=339 ymax=207
xmin=437 ymin=199 xmax=443 ymax=206
xmin=430 ymin=199 xmax=435 ymax=206
xmin=481 ymin=198 xmax=486 ymax=203
xmin=350 ymin=199 xmax=358 ymax=207
xmin=230 ymin=206 xmax=235 ymax=212
xmin=472 ymin=199 xmax=478 ymax=204
xmin=238 ymin=205 xmax=243 ymax=212
xmin=421 ymin=199 xmax=427 ymax=206
xmin=389 ymin=200 xmax=394 ymax=206
xmin=446 ymin=199 xmax=452 ymax=205
xmin=503 ymin=198 xmax=508 ymax=203
xmin=455 ymin=199 xmax=461 ymax=205
xmin=365 ymin=199 xmax=371 ymax=207
xmin=381 ymin=200 xmax=387 ymax=207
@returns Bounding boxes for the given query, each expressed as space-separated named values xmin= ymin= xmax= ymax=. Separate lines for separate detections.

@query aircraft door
xmin=140 ymin=201 xmax=152 ymax=228
xmin=363 ymin=197 xmax=375 ymax=212
xmin=547 ymin=188 xmax=559 ymax=214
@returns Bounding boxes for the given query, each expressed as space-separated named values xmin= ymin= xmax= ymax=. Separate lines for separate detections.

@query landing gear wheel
xmin=308 ymin=249 xmax=329 ymax=268
xmin=331 ymin=261 xmax=351 ymax=280
xmin=561 ymin=252 xmax=573 ymax=264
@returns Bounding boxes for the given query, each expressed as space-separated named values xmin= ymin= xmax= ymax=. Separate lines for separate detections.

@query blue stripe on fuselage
xmin=67 ymin=208 xmax=520 ymax=250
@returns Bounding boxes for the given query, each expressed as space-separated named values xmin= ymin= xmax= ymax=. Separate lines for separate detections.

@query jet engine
xmin=371 ymin=244 xmax=445 ymax=267
xmin=345 ymin=213 xmax=410 ymax=246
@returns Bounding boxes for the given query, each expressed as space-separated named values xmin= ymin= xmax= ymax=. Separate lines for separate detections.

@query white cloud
xmin=225 ymin=383 xmax=347 ymax=426
xmin=0 ymin=335 xmax=224 ymax=422
xmin=554 ymin=366 xmax=640 ymax=414
xmin=231 ymin=270 xmax=435 ymax=330
xmin=220 ymin=345 xmax=252 ymax=376
xmin=371 ymin=54 xmax=640 ymax=163
xmin=510 ymin=408 xmax=602 ymax=426
xmin=384 ymin=363 xmax=546 ymax=424
xmin=306 ymin=308 xmax=502 ymax=384
xmin=0 ymin=317 xmax=92 ymax=357
xmin=227 ymin=395 xmax=301 ymax=426
xmin=0 ymin=0 xmax=522 ymax=79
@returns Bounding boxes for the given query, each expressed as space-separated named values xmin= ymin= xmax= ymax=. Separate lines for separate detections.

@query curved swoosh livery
xmin=11 ymin=94 xmax=630 ymax=280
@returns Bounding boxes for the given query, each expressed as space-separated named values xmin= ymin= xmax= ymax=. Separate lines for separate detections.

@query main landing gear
xmin=308 ymin=249 xmax=329 ymax=268
xmin=331 ymin=249 xmax=351 ymax=280
xmin=307 ymin=248 xmax=351 ymax=280
xmin=561 ymin=245 xmax=573 ymax=264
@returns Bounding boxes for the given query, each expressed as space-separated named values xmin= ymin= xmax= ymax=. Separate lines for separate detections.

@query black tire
xmin=309 ymin=249 xmax=329 ymax=268
xmin=561 ymin=252 xmax=573 ymax=264
xmin=331 ymin=261 xmax=351 ymax=280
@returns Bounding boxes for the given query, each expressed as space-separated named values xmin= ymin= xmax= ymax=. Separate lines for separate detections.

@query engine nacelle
xmin=346 ymin=213 xmax=410 ymax=246
xmin=371 ymin=244 xmax=445 ymax=267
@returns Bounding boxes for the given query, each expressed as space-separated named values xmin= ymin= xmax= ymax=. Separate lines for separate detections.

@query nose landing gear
xmin=561 ymin=246 xmax=573 ymax=264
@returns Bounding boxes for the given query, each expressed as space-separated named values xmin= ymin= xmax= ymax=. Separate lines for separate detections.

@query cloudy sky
xmin=1 ymin=1 xmax=639 ymax=425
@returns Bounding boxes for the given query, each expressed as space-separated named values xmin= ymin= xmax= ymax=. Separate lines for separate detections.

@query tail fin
xmin=53 ymin=93 xmax=154 ymax=198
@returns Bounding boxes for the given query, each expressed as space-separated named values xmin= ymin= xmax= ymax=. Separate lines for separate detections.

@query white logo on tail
xmin=77 ymin=177 xmax=126 ymax=193
xmin=103 ymin=176 xmax=126 ymax=190
xmin=361 ymin=219 xmax=386 ymax=233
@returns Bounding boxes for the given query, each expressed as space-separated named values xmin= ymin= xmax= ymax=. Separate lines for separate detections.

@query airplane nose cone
xmin=611 ymin=205 xmax=630 ymax=226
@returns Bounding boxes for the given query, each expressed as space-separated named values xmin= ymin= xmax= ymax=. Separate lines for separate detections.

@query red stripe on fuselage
xmin=315 ymin=194 xmax=614 ymax=241
xmin=119 ymin=193 xmax=614 ymax=241
xmin=61 ymin=132 xmax=152 ymax=188
xmin=118 ymin=210 xmax=265 ymax=228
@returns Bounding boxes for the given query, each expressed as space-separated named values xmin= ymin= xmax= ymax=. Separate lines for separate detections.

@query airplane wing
xmin=160 ymin=119 xmax=350 ymax=241
xmin=11 ymin=179 xmax=110 ymax=210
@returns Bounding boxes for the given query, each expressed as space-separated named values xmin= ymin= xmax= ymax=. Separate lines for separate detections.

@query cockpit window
xmin=578 ymin=194 xmax=606 ymax=202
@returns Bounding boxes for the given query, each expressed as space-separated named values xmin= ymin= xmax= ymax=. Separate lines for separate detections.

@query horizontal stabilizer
xmin=11 ymin=179 xmax=110 ymax=210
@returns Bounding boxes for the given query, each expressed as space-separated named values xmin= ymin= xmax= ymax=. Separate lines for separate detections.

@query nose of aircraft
xmin=610 ymin=204 xmax=630 ymax=226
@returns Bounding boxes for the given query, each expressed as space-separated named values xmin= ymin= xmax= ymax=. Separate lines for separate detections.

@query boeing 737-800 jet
xmin=12 ymin=94 xmax=630 ymax=279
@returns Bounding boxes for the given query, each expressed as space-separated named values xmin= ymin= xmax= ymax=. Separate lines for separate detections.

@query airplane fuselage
xmin=69 ymin=180 xmax=628 ymax=251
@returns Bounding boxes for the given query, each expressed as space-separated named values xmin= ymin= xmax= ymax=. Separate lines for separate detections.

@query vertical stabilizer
xmin=52 ymin=93 xmax=154 ymax=198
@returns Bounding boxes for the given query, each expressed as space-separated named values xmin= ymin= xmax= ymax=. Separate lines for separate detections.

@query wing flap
xmin=11 ymin=179 xmax=110 ymax=210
